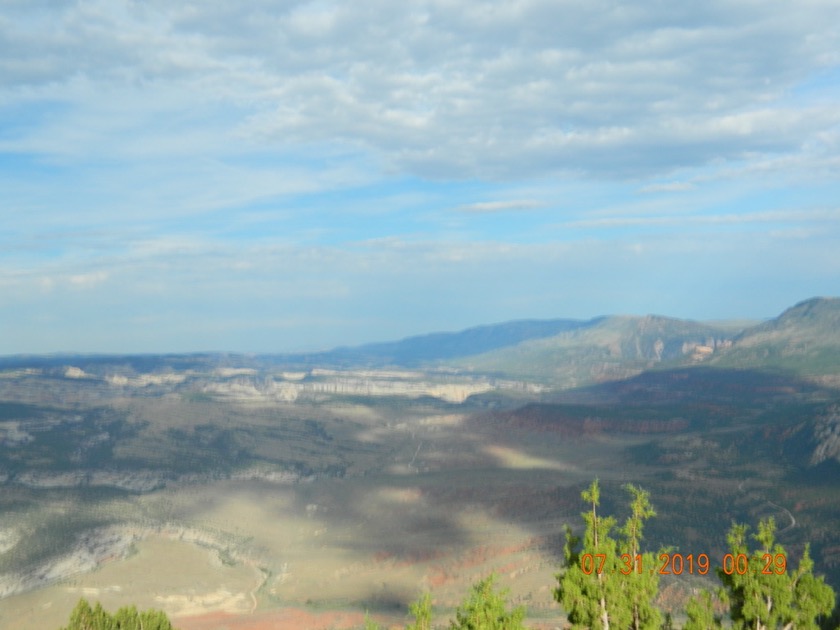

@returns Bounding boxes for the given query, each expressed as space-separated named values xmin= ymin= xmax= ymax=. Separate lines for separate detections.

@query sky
xmin=2 ymin=0 xmax=840 ymax=354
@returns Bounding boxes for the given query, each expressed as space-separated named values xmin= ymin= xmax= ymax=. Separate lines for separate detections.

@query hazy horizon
xmin=3 ymin=2 xmax=839 ymax=354
xmin=0 ymin=301 xmax=802 ymax=357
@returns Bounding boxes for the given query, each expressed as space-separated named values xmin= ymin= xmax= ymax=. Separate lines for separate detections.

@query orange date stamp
xmin=579 ymin=552 xmax=787 ymax=576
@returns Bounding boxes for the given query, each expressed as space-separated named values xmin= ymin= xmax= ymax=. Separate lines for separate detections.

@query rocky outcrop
xmin=810 ymin=405 xmax=840 ymax=466
xmin=0 ymin=527 xmax=138 ymax=598
xmin=6 ymin=467 xmax=306 ymax=492
xmin=199 ymin=369 xmax=541 ymax=404
xmin=12 ymin=469 xmax=168 ymax=492
xmin=106 ymin=372 xmax=188 ymax=387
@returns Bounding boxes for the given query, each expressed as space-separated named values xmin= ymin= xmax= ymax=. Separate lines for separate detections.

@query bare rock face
xmin=778 ymin=404 xmax=840 ymax=468
xmin=199 ymin=369 xmax=528 ymax=404
xmin=811 ymin=405 xmax=840 ymax=466
xmin=0 ymin=528 xmax=20 ymax=554
xmin=0 ymin=527 xmax=138 ymax=598
xmin=64 ymin=366 xmax=89 ymax=379
xmin=11 ymin=470 xmax=168 ymax=492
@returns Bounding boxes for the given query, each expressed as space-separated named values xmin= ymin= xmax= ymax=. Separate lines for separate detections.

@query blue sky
xmin=2 ymin=0 xmax=840 ymax=354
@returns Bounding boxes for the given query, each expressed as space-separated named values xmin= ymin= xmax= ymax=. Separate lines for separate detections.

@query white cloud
xmin=67 ymin=271 xmax=109 ymax=289
xmin=2 ymin=1 xmax=839 ymax=180
xmin=563 ymin=208 xmax=840 ymax=230
xmin=1 ymin=0 xmax=839 ymax=353
xmin=639 ymin=182 xmax=694 ymax=194
xmin=457 ymin=200 xmax=542 ymax=213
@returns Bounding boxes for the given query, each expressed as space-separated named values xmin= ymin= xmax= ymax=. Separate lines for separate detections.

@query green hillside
xmin=709 ymin=297 xmax=840 ymax=376
xmin=448 ymin=315 xmax=734 ymax=387
xmin=443 ymin=297 xmax=840 ymax=387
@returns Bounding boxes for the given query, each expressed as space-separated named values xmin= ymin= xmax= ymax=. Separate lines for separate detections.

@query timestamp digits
xmin=579 ymin=552 xmax=787 ymax=576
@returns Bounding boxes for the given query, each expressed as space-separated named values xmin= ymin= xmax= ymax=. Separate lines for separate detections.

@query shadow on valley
xmin=1 ymin=364 xmax=839 ymax=623
xmin=461 ymin=367 xmax=840 ymax=593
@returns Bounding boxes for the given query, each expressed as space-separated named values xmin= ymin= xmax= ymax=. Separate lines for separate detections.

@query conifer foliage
xmin=718 ymin=517 xmax=835 ymax=630
xmin=684 ymin=589 xmax=723 ymax=630
xmin=554 ymin=480 xmax=837 ymax=630
xmin=449 ymin=574 xmax=527 ymax=630
xmin=406 ymin=592 xmax=434 ymax=630
xmin=60 ymin=598 xmax=175 ymax=630
xmin=555 ymin=479 xmax=661 ymax=630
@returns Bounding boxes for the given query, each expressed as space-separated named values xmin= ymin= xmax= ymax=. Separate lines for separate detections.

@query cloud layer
xmin=1 ymin=1 xmax=839 ymax=352
xmin=4 ymin=0 xmax=839 ymax=179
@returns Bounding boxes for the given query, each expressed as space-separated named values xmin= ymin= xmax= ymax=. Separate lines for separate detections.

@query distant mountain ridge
xmin=2 ymin=298 xmax=838 ymax=388
xmin=736 ymin=296 xmax=840 ymax=340
xmin=445 ymin=314 xmax=736 ymax=386
xmin=320 ymin=318 xmax=602 ymax=366
xmin=302 ymin=296 xmax=840 ymax=387
xmin=709 ymin=297 xmax=840 ymax=376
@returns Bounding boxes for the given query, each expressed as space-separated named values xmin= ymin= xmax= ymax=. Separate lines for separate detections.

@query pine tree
xmin=556 ymin=479 xmax=648 ymax=630
xmin=362 ymin=612 xmax=383 ymax=630
xmin=449 ymin=574 xmax=527 ymax=630
xmin=60 ymin=598 xmax=175 ymax=630
xmin=406 ymin=592 xmax=434 ymax=630
xmin=619 ymin=484 xmax=661 ymax=630
xmin=135 ymin=608 xmax=176 ymax=630
xmin=62 ymin=599 xmax=99 ymax=630
xmin=719 ymin=517 xmax=835 ymax=630
xmin=684 ymin=590 xmax=723 ymax=630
